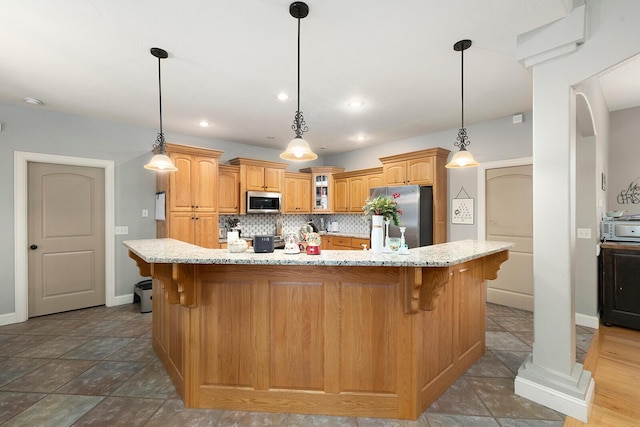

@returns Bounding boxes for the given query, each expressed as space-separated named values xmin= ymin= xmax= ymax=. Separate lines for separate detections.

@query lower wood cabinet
xmin=352 ymin=237 xmax=370 ymax=250
xmin=331 ymin=236 xmax=353 ymax=249
xmin=168 ymin=212 xmax=219 ymax=249
xmin=600 ymin=243 xmax=640 ymax=330
xmin=321 ymin=235 xmax=369 ymax=250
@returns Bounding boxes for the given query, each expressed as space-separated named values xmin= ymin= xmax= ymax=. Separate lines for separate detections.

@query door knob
xmin=30 ymin=244 xmax=38 ymax=250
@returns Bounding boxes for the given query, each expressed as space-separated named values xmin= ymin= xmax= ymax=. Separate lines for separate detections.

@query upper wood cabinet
xmin=218 ymin=165 xmax=240 ymax=214
xmin=229 ymin=157 xmax=288 ymax=214
xmin=379 ymin=148 xmax=450 ymax=244
xmin=284 ymin=172 xmax=311 ymax=214
xmin=349 ymin=175 xmax=366 ymax=213
xmin=333 ymin=177 xmax=349 ymax=212
xmin=230 ymin=158 xmax=286 ymax=192
xmin=379 ymin=149 xmax=449 ymax=186
xmin=167 ymin=150 xmax=219 ymax=212
xmin=156 ymin=143 xmax=223 ymax=248
xmin=333 ymin=167 xmax=383 ymax=213
xmin=366 ymin=171 xmax=384 ymax=193
xmin=299 ymin=166 xmax=345 ymax=213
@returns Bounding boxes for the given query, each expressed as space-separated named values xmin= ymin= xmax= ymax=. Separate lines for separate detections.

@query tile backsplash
xmin=219 ymin=213 xmax=370 ymax=238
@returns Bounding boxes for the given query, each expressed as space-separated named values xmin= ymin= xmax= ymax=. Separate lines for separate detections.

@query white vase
xmin=383 ymin=219 xmax=392 ymax=253
xmin=371 ymin=215 xmax=384 ymax=254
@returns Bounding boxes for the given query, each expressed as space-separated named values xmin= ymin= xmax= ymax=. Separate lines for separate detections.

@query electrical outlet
xmin=142 ymin=209 xmax=149 ymax=218
xmin=577 ymin=228 xmax=591 ymax=239
xmin=115 ymin=226 xmax=129 ymax=235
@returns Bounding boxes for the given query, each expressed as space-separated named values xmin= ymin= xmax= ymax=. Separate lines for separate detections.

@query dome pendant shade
xmin=145 ymin=152 xmax=178 ymax=171
xmin=144 ymin=47 xmax=177 ymax=172
xmin=445 ymin=145 xmax=479 ymax=168
xmin=280 ymin=2 xmax=317 ymax=162
xmin=445 ymin=39 xmax=479 ymax=169
xmin=280 ymin=136 xmax=318 ymax=161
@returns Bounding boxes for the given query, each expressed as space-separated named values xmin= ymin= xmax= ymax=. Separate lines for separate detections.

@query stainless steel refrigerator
xmin=369 ymin=185 xmax=433 ymax=248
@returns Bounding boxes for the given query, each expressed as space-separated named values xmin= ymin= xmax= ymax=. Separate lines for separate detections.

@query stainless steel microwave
xmin=247 ymin=191 xmax=281 ymax=213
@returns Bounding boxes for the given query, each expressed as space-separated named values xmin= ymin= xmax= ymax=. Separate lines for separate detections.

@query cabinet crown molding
xmin=285 ymin=171 xmax=312 ymax=179
xmin=379 ymin=147 xmax=450 ymax=164
xmin=299 ymin=166 xmax=345 ymax=174
xmin=333 ymin=167 xmax=383 ymax=179
xmin=228 ymin=157 xmax=288 ymax=169
xmin=165 ymin=143 xmax=223 ymax=158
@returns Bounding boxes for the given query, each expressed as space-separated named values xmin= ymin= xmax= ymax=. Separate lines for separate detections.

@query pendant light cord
xmin=157 ymin=56 xmax=164 ymax=139
xmin=460 ymin=46 xmax=464 ymax=129
xmin=297 ymin=15 xmax=301 ymax=116
xmin=290 ymin=5 xmax=308 ymax=139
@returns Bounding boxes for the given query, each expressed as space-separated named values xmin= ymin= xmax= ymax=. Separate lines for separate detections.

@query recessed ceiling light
xmin=355 ymin=135 xmax=367 ymax=141
xmin=348 ymin=100 xmax=364 ymax=108
xmin=24 ymin=97 xmax=44 ymax=106
xmin=198 ymin=120 xmax=211 ymax=127
xmin=277 ymin=92 xmax=289 ymax=101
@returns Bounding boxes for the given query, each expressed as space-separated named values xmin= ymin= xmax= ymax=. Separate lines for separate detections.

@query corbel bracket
xmin=128 ymin=251 xmax=151 ymax=277
xmin=483 ymin=250 xmax=509 ymax=280
xmin=150 ymin=263 xmax=197 ymax=308
xmin=404 ymin=266 xmax=451 ymax=313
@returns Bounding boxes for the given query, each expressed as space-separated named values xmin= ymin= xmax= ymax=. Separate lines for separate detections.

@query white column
xmin=514 ymin=68 xmax=594 ymax=422
xmin=514 ymin=0 xmax=640 ymax=422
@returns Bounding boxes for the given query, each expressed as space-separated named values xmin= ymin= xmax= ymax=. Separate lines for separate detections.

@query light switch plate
xmin=577 ymin=228 xmax=591 ymax=239
xmin=115 ymin=226 xmax=129 ymax=235
xmin=142 ymin=209 xmax=149 ymax=218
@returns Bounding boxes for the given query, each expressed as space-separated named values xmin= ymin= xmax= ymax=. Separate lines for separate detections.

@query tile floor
xmin=0 ymin=303 xmax=594 ymax=426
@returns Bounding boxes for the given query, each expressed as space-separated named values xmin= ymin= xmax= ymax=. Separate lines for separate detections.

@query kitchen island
xmin=125 ymin=238 xmax=511 ymax=420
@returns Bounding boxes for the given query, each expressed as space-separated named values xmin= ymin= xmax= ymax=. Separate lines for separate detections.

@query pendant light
xmin=280 ymin=2 xmax=318 ymax=161
xmin=445 ymin=39 xmax=479 ymax=169
xmin=144 ymin=47 xmax=178 ymax=172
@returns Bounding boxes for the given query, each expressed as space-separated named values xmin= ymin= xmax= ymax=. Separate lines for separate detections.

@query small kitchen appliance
xmin=601 ymin=218 xmax=640 ymax=242
xmin=247 ymin=191 xmax=281 ymax=214
xmin=254 ymin=235 xmax=275 ymax=253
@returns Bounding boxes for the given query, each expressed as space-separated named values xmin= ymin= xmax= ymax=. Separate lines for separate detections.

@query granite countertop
xmin=124 ymin=238 xmax=513 ymax=268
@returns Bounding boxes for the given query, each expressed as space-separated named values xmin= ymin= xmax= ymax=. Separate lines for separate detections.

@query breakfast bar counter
xmin=125 ymin=238 xmax=511 ymax=420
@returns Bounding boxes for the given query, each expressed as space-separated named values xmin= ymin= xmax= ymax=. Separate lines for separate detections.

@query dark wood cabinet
xmin=600 ymin=243 xmax=640 ymax=330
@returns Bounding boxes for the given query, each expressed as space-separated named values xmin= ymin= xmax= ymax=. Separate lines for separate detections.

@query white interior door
xmin=28 ymin=162 xmax=106 ymax=317
xmin=485 ymin=164 xmax=533 ymax=311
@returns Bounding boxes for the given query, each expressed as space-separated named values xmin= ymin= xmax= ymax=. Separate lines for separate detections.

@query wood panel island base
xmin=125 ymin=239 xmax=511 ymax=420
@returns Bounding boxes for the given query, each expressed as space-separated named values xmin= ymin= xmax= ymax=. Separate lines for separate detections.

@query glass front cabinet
xmin=300 ymin=167 xmax=345 ymax=213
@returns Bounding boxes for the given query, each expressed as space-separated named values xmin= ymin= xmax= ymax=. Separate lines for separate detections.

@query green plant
xmin=362 ymin=192 xmax=402 ymax=225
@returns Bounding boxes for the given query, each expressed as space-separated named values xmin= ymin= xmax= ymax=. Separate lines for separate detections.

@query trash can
xmin=133 ymin=279 xmax=153 ymax=313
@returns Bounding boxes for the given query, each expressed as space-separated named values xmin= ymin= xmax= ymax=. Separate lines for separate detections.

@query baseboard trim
xmin=111 ymin=293 xmax=134 ymax=307
xmin=575 ymin=312 xmax=600 ymax=329
xmin=0 ymin=312 xmax=19 ymax=326
xmin=0 ymin=294 xmax=134 ymax=325
xmin=487 ymin=288 xmax=533 ymax=311
xmin=515 ymin=375 xmax=594 ymax=422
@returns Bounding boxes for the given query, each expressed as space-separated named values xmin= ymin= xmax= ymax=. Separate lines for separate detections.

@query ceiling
xmin=0 ymin=0 xmax=635 ymax=156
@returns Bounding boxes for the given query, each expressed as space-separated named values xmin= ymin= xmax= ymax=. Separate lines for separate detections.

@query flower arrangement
xmin=362 ymin=192 xmax=402 ymax=225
